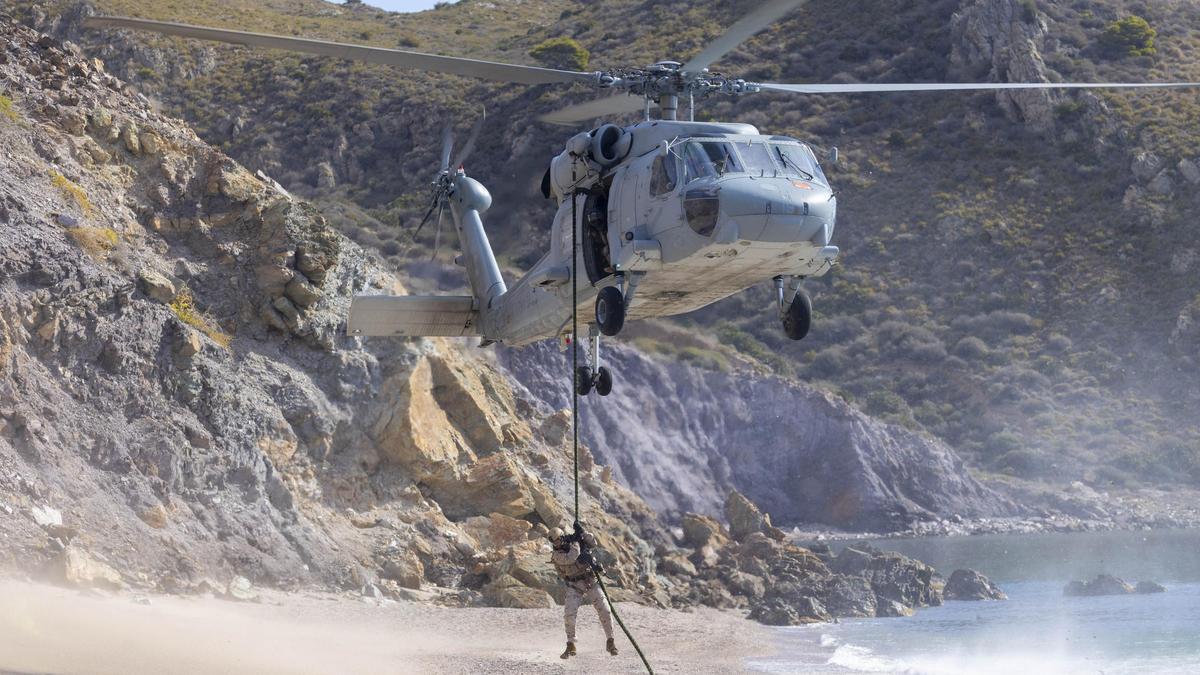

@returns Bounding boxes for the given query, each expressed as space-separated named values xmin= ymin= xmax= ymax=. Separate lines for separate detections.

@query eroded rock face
xmin=500 ymin=342 xmax=1015 ymax=531
xmin=951 ymin=0 xmax=1055 ymax=132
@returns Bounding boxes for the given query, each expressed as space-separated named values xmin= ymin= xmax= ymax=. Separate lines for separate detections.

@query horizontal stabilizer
xmin=347 ymin=295 xmax=478 ymax=337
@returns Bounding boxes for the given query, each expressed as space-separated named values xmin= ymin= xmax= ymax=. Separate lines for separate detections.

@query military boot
xmin=560 ymin=642 xmax=576 ymax=659
xmin=606 ymin=638 xmax=619 ymax=656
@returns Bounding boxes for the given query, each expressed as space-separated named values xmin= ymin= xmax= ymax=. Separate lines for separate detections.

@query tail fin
xmin=347 ymin=295 xmax=477 ymax=337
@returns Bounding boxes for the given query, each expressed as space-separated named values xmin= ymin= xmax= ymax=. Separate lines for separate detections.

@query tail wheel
xmin=575 ymin=366 xmax=593 ymax=396
xmin=783 ymin=290 xmax=812 ymax=341
xmin=595 ymin=367 xmax=613 ymax=397
xmin=595 ymin=286 xmax=626 ymax=337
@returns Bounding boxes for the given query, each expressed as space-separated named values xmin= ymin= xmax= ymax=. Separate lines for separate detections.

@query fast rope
xmin=569 ymin=180 xmax=654 ymax=674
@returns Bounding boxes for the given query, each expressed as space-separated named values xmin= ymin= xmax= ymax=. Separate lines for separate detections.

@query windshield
xmin=771 ymin=143 xmax=827 ymax=185
xmin=682 ymin=140 xmax=742 ymax=183
xmin=736 ymin=141 xmax=779 ymax=176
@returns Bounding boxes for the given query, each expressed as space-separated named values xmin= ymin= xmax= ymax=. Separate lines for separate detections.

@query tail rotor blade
xmin=439 ymin=124 xmax=454 ymax=173
xmin=430 ymin=201 xmax=445 ymax=261
xmin=413 ymin=191 xmax=441 ymax=236
xmin=452 ymin=106 xmax=487 ymax=169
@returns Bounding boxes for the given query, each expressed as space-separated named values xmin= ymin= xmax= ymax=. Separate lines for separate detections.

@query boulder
xmin=1064 ymin=574 xmax=1134 ymax=597
xmin=823 ymin=575 xmax=877 ymax=618
xmin=482 ymin=575 xmax=554 ymax=609
xmin=1132 ymin=152 xmax=1164 ymax=182
xmin=748 ymin=598 xmax=797 ymax=625
xmin=284 ymin=273 xmax=322 ymax=308
xmin=831 ymin=546 xmax=874 ymax=576
xmin=725 ymin=490 xmax=767 ymax=541
xmin=875 ymin=598 xmax=915 ymax=617
xmin=380 ymin=552 xmax=424 ymax=590
xmin=723 ymin=570 xmax=765 ymax=599
xmin=1178 ymin=158 xmax=1200 ymax=185
xmin=944 ymin=568 xmax=1006 ymax=600
xmin=138 ymin=269 xmax=177 ymax=303
xmin=659 ymin=552 xmax=698 ymax=577
xmin=505 ymin=551 xmax=562 ymax=603
xmin=1134 ymin=581 xmax=1166 ymax=594
xmin=56 ymin=547 xmax=123 ymax=590
xmin=680 ymin=513 xmax=723 ymax=549
xmin=865 ymin=552 xmax=941 ymax=609
xmin=225 ymin=576 xmax=259 ymax=602
xmin=461 ymin=512 xmax=532 ymax=550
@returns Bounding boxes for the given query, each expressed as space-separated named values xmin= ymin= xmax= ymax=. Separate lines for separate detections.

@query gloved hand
xmin=573 ymin=520 xmax=585 ymax=540
xmin=578 ymin=551 xmax=603 ymax=574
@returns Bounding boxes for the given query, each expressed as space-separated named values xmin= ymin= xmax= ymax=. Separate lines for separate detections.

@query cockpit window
xmin=682 ymin=141 xmax=743 ymax=183
xmin=771 ymin=143 xmax=827 ymax=185
xmin=649 ymin=154 xmax=678 ymax=196
xmin=736 ymin=142 xmax=778 ymax=176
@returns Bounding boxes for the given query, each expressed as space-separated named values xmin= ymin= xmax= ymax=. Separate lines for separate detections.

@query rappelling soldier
xmin=549 ymin=521 xmax=618 ymax=659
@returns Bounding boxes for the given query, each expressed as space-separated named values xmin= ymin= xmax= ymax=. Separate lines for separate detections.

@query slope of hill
xmin=19 ymin=0 xmax=1199 ymax=492
xmin=0 ymin=16 xmax=1028 ymax=630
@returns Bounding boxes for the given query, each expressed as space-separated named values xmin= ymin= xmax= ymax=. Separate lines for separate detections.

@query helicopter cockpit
xmin=675 ymin=136 xmax=828 ymax=185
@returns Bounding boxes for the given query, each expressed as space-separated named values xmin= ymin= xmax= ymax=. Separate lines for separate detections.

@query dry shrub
xmin=67 ymin=227 xmax=119 ymax=258
xmin=50 ymin=171 xmax=93 ymax=214
xmin=169 ymin=288 xmax=233 ymax=350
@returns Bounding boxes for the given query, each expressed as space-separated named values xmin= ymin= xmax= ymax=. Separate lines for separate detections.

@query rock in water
xmin=1064 ymin=574 xmax=1135 ymax=597
xmin=1135 ymin=581 xmax=1167 ymax=594
xmin=944 ymin=569 xmax=1007 ymax=600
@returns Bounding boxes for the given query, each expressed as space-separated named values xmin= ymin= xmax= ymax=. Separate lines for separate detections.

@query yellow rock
xmin=372 ymin=358 xmax=471 ymax=481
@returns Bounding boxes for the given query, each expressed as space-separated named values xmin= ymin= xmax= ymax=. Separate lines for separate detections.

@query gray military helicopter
xmin=87 ymin=1 xmax=1200 ymax=397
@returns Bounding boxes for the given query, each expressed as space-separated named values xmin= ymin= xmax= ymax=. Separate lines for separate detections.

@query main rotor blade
xmin=84 ymin=16 xmax=595 ymax=85
xmin=754 ymin=81 xmax=1200 ymax=94
xmin=452 ymin=106 xmax=486 ymax=168
xmin=540 ymin=94 xmax=652 ymax=126
xmin=681 ymin=0 xmax=805 ymax=75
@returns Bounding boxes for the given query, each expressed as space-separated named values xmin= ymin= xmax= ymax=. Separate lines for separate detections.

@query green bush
xmin=529 ymin=37 xmax=590 ymax=70
xmin=1099 ymin=16 xmax=1157 ymax=58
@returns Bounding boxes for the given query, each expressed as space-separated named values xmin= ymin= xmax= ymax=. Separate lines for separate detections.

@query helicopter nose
xmin=717 ymin=177 xmax=833 ymax=242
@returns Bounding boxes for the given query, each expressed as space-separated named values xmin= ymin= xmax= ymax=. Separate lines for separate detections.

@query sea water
xmin=749 ymin=529 xmax=1200 ymax=674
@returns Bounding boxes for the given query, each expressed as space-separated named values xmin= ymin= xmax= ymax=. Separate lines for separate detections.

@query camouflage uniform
xmin=551 ymin=536 xmax=614 ymax=643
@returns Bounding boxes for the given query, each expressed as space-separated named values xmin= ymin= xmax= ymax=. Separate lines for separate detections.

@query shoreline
xmin=0 ymin=578 xmax=774 ymax=674
xmin=788 ymin=486 xmax=1200 ymax=543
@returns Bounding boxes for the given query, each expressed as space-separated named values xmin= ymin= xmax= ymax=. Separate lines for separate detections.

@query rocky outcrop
xmin=944 ymin=568 xmax=1007 ymax=600
xmin=951 ymin=0 xmax=1055 ymax=132
xmin=660 ymin=514 xmax=954 ymax=625
xmin=1065 ymin=574 xmax=1166 ymax=597
xmin=500 ymin=343 xmax=1016 ymax=531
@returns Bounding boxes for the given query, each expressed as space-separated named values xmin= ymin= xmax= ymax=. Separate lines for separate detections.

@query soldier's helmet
xmin=548 ymin=527 xmax=564 ymax=542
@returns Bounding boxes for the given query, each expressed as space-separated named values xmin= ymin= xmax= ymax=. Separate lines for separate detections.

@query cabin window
xmin=682 ymin=141 xmax=742 ymax=183
xmin=649 ymin=154 xmax=678 ymax=196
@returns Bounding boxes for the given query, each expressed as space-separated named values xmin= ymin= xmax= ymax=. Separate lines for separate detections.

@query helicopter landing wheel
xmin=595 ymin=366 xmax=613 ymax=397
xmin=575 ymin=366 xmax=593 ymax=396
xmin=783 ymin=289 xmax=812 ymax=341
xmin=595 ymin=286 xmax=626 ymax=337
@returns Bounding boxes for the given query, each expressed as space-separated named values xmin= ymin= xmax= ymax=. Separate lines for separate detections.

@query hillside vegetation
xmin=17 ymin=0 xmax=1200 ymax=489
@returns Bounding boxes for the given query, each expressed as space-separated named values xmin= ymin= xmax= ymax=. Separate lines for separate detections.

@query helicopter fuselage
xmin=487 ymin=120 xmax=839 ymax=346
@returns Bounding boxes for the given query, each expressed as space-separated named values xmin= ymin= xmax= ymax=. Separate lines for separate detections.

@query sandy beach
xmin=0 ymin=579 xmax=773 ymax=674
